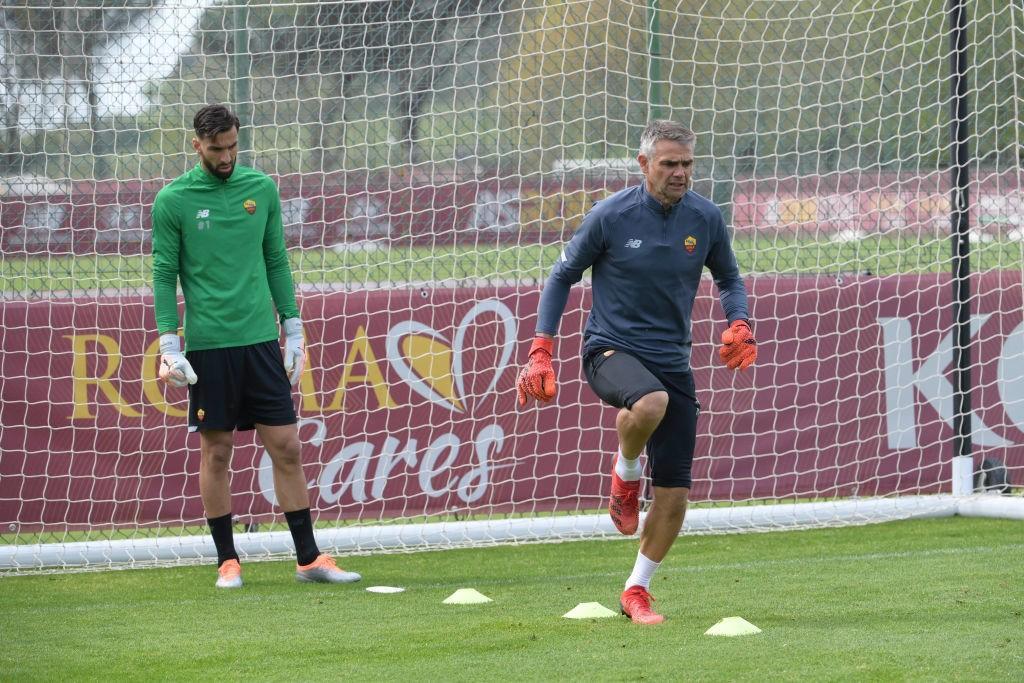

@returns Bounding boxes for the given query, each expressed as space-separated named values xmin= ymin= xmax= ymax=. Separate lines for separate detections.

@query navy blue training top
xmin=536 ymin=183 xmax=750 ymax=369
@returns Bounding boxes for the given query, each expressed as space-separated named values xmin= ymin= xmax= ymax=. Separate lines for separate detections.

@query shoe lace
xmin=612 ymin=478 xmax=640 ymax=499
xmin=315 ymin=554 xmax=338 ymax=569
xmin=625 ymin=586 xmax=654 ymax=610
xmin=611 ymin=489 xmax=639 ymax=516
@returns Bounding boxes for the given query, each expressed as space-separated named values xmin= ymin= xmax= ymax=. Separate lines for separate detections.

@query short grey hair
xmin=638 ymin=120 xmax=696 ymax=157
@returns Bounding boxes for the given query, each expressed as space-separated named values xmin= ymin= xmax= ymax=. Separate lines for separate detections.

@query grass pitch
xmin=3 ymin=235 xmax=1024 ymax=297
xmin=2 ymin=516 xmax=1021 ymax=681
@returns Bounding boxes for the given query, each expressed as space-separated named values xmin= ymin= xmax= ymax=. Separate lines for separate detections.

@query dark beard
xmin=203 ymin=157 xmax=234 ymax=180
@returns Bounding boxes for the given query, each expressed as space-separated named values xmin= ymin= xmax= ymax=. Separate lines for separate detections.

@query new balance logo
xmin=195 ymin=208 xmax=212 ymax=231
xmin=625 ymin=239 xmax=642 ymax=249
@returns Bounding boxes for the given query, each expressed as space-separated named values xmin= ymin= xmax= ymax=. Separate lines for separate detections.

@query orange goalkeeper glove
xmin=516 ymin=336 xmax=557 ymax=406
xmin=719 ymin=320 xmax=757 ymax=370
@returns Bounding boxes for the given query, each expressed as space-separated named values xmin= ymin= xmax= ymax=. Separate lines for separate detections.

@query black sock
xmin=207 ymin=513 xmax=239 ymax=567
xmin=285 ymin=508 xmax=321 ymax=566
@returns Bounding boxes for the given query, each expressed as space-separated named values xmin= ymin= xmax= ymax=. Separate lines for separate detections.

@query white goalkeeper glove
xmin=158 ymin=333 xmax=197 ymax=388
xmin=282 ymin=317 xmax=306 ymax=385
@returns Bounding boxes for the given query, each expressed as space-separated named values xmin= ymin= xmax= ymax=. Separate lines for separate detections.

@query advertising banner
xmin=2 ymin=172 xmax=1022 ymax=253
xmin=1 ymin=273 xmax=1022 ymax=529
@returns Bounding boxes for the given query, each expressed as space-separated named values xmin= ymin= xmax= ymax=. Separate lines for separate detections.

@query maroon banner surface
xmin=2 ymin=273 xmax=1022 ymax=529
xmin=2 ymin=172 xmax=1021 ymax=253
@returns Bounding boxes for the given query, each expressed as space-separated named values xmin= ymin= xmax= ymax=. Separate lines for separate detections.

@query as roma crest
xmin=684 ymin=235 xmax=697 ymax=254
xmin=243 ymin=199 xmax=256 ymax=215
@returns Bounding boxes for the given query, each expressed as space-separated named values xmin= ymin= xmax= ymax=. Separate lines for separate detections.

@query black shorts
xmin=582 ymin=348 xmax=700 ymax=489
xmin=185 ymin=340 xmax=297 ymax=432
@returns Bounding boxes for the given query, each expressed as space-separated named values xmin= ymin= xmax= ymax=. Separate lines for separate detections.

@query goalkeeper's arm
xmin=516 ymin=207 xmax=603 ymax=406
xmin=151 ymin=189 xmax=183 ymax=337
xmin=150 ymin=189 xmax=197 ymax=387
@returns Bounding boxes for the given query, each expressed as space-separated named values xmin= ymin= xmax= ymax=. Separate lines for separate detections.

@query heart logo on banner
xmin=386 ymin=299 xmax=517 ymax=413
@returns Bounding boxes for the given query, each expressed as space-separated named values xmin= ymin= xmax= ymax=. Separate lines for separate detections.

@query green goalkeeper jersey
xmin=151 ymin=163 xmax=300 ymax=351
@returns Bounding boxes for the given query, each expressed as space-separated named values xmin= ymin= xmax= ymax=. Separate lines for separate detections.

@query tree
xmin=0 ymin=11 xmax=22 ymax=173
xmin=0 ymin=0 xmax=156 ymax=178
xmin=198 ymin=0 xmax=507 ymax=169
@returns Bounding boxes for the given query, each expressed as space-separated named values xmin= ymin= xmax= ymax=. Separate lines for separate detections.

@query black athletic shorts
xmin=185 ymin=340 xmax=297 ymax=432
xmin=582 ymin=348 xmax=700 ymax=489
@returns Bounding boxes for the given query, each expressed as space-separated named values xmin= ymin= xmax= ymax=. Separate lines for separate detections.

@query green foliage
xmin=6 ymin=1 xmax=1020 ymax=179
xmin=1 ymin=517 xmax=1021 ymax=680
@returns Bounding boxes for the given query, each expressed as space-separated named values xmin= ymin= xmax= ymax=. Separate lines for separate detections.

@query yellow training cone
xmin=563 ymin=602 xmax=618 ymax=619
xmin=704 ymin=616 xmax=762 ymax=636
xmin=443 ymin=588 xmax=492 ymax=604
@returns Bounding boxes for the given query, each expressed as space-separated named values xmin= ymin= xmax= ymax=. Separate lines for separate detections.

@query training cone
xmin=443 ymin=588 xmax=493 ymax=604
xmin=562 ymin=602 xmax=618 ymax=619
xmin=704 ymin=616 xmax=762 ymax=637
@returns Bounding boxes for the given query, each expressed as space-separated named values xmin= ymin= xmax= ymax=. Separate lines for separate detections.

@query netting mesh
xmin=1 ymin=0 xmax=1022 ymax=570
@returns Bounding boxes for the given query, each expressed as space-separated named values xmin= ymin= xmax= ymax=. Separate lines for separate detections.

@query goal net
xmin=1 ymin=0 xmax=1022 ymax=571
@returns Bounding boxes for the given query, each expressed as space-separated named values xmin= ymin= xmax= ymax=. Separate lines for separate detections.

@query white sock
xmin=615 ymin=451 xmax=643 ymax=482
xmin=625 ymin=551 xmax=660 ymax=590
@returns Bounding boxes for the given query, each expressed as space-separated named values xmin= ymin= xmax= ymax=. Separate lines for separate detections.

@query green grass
xmin=3 ymin=237 xmax=1023 ymax=297
xmin=2 ymin=517 xmax=1021 ymax=681
xmin=0 ymin=246 xmax=558 ymax=297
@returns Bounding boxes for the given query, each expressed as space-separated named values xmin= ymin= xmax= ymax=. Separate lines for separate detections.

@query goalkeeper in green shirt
xmin=152 ymin=104 xmax=360 ymax=589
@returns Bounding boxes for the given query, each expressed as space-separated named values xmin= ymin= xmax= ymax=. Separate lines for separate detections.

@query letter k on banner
xmin=879 ymin=315 xmax=1013 ymax=449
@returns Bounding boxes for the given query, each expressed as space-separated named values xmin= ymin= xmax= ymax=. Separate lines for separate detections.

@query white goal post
xmin=1 ymin=1 xmax=1022 ymax=572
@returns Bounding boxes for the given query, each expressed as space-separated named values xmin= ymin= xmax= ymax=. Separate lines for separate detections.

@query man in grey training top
xmin=516 ymin=119 xmax=757 ymax=624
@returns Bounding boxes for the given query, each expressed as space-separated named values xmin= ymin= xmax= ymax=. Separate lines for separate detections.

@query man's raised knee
xmin=633 ymin=390 xmax=669 ymax=425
